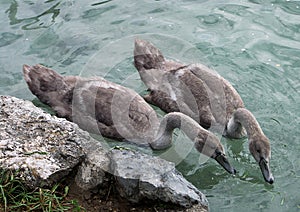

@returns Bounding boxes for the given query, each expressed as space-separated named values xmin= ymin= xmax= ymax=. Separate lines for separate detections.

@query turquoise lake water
xmin=1 ymin=0 xmax=300 ymax=211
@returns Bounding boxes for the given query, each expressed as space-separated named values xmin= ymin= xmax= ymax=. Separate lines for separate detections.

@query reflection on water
xmin=6 ymin=0 xmax=60 ymax=30
xmin=0 ymin=0 xmax=300 ymax=211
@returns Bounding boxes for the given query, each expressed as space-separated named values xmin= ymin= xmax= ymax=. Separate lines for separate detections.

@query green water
xmin=1 ymin=0 xmax=300 ymax=211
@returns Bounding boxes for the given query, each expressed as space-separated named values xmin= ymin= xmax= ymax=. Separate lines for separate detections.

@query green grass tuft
xmin=0 ymin=169 xmax=85 ymax=212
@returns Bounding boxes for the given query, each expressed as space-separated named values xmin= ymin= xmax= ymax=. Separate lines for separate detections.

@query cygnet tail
xmin=134 ymin=38 xmax=165 ymax=71
xmin=23 ymin=64 xmax=73 ymax=117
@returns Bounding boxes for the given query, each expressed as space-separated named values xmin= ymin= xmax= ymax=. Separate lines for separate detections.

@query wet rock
xmin=0 ymin=95 xmax=86 ymax=188
xmin=109 ymin=149 xmax=209 ymax=209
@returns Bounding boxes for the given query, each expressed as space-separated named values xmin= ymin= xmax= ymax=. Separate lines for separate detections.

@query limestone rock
xmin=109 ymin=149 xmax=208 ymax=209
xmin=0 ymin=95 xmax=85 ymax=188
xmin=75 ymin=139 xmax=110 ymax=191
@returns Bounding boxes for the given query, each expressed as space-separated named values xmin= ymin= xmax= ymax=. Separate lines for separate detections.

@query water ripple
xmin=6 ymin=0 xmax=60 ymax=30
xmin=82 ymin=5 xmax=117 ymax=19
xmin=217 ymin=4 xmax=252 ymax=16
xmin=275 ymin=1 xmax=300 ymax=15
xmin=252 ymin=41 xmax=300 ymax=68
xmin=0 ymin=32 xmax=22 ymax=48
xmin=253 ymin=16 xmax=300 ymax=41
xmin=91 ymin=0 xmax=113 ymax=7
xmin=196 ymin=14 xmax=235 ymax=30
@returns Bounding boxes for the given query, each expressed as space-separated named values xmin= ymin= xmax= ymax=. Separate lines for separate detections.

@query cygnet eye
xmin=256 ymin=149 xmax=261 ymax=153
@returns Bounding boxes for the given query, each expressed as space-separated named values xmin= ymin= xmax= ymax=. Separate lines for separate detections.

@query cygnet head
xmin=249 ymin=135 xmax=274 ymax=184
xmin=194 ymin=133 xmax=236 ymax=175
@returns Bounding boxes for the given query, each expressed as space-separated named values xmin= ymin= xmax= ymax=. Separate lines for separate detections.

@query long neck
xmin=227 ymin=108 xmax=264 ymax=139
xmin=150 ymin=112 xmax=207 ymax=149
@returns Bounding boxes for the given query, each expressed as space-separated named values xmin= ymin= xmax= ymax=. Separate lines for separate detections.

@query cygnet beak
xmin=215 ymin=153 xmax=236 ymax=175
xmin=259 ymin=158 xmax=274 ymax=184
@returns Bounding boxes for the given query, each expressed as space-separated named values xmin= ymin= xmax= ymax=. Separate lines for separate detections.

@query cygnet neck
xmin=227 ymin=108 xmax=264 ymax=140
xmin=151 ymin=112 xmax=208 ymax=149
